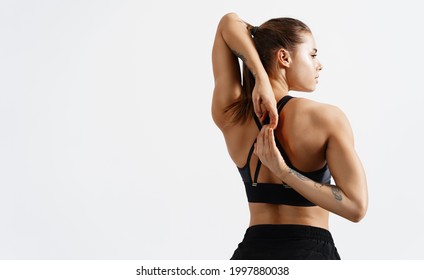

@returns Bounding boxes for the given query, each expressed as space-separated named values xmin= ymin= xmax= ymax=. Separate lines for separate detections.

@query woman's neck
xmin=269 ymin=76 xmax=289 ymax=101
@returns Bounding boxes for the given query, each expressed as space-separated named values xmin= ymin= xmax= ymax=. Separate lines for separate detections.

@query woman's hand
xmin=252 ymin=77 xmax=278 ymax=129
xmin=254 ymin=125 xmax=288 ymax=180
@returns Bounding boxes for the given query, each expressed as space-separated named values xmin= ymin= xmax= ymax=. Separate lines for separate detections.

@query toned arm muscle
xmin=322 ymin=107 xmax=368 ymax=221
xmin=211 ymin=13 xmax=276 ymax=128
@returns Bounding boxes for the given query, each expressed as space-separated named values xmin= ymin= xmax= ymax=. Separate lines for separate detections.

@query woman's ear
xmin=277 ymin=48 xmax=291 ymax=68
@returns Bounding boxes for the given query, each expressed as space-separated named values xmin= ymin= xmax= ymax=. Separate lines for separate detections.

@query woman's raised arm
xmin=211 ymin=13 xmax=278 ymax=129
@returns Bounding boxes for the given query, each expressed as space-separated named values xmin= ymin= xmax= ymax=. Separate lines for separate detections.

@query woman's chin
xmin=290 ymin=83 xmax=317 ymax=93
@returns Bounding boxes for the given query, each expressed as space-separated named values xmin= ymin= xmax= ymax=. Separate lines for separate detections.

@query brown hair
xmin=225 ymin=18 xmax=311 ymax=124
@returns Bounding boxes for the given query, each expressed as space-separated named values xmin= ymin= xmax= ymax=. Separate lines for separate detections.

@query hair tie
xmin=251 ymin=26 xmax=259 ymax=37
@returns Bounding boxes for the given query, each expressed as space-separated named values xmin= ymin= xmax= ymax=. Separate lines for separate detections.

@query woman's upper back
xmin=222 ymin=96 xmax=334 ymax=178
xmin=239 ymin=95 xmax=333 ymax=207
xmin=276 ymin=97 xmax=331 ymax=172
xmin=220 ymin=95 xmax=338 ymax=227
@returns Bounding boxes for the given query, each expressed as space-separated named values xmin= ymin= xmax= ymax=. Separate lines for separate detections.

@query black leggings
xmin=230 ymin=224 xmax=341 ymax=260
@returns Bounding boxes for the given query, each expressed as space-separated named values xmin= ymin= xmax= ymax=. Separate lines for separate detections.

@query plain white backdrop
xmin=1 ymin=0 xmax=423 ymax=259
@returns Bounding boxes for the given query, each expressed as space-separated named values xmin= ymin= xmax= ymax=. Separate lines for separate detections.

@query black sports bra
xmin=237 ymin=95 xmax=332 ymax=206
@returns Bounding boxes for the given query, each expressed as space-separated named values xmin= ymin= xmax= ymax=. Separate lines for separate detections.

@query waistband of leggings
xmin=243 ymin=224 xmax=335 ymax=243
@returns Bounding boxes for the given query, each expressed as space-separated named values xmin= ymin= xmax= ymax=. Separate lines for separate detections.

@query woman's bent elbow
xmin=218 ymin=12 xmax=239 ymax=29
xmin=348 ymin=202 xmax=368 ymax=223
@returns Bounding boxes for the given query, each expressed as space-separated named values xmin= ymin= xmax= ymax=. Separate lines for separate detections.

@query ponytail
xmin=224 ymin=62 xmax=256 ymax=124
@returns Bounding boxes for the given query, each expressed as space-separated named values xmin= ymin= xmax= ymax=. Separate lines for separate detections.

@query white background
xmin=0 ymin=0 xmax=423 ymax=259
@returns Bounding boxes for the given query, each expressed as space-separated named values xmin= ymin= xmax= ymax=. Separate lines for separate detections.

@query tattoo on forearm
xmin=314 ymin=182 xmax=343 ymax=201
xmin=331 ymin=186 xmax=343 ymax=201
xmin=314 ymin=182 xmax=324 ymax=189
xmin=289 ymin=168 xmax=309 ymax=181
xmin=289 ymin=168 xmax=344 ymax=202
xmin=231 ymin=47 xmax=260 ymax=78
xmin=290 ymin=168 xmax=347 ymax=203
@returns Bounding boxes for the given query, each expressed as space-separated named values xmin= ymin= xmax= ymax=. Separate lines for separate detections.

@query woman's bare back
xmin=223 ymin=97 xmax=335 ymax=228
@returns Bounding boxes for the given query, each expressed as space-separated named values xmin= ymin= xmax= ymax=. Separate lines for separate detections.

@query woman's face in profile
xmin=286 ymin=32 xmax=323 ymax=92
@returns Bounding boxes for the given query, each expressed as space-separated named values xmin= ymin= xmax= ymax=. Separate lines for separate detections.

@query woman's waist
xmin=248 ymin=203 xmax=329 ymax=230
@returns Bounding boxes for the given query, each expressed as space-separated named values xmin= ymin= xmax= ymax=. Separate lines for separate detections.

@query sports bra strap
xmin=253 ymin=113 xmax=262 ymax=130
xmin=253 ymin=159 xmax=261 ymax=186
xmin=249 ymin=95 xmax=295 ymax=184
xmin=245 ymin=140 xmax=256 ymax=168
xmin=277 ymin=95 xmax=294 ymax=113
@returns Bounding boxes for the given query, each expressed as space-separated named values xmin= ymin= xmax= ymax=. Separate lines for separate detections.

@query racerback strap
xmin=250 ymin=95 xmax=294 ymax=185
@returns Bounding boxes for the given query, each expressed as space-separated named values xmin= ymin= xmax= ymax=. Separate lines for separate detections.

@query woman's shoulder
xmin=290 ymin=97 xmax=345 ymax=119
xmin=288 ymin=97 xmax=349 ymax=131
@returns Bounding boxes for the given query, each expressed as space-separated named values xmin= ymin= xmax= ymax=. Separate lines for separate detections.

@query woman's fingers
xmin=268 ymin=127 xmax=276 ymax=148
xmin=267 ymin=108 xmax=278 ymax=130
xmin=260 ymin=102 xmax=278 ymax=129
xmin=253 ymin=96 xmax=263 ymax=118
xmin=255 ymin=125 xmax=271 ymax=158
xmin=255 ymin=101 xmax=278 ymax=129
xmin=263 ymin=125 xmax=270 ymax=154
xmin=254 ymin=125 xmax=288 ymax=177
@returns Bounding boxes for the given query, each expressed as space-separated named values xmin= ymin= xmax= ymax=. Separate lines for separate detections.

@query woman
xmin=211 ymin=13 xmax=368 ymax=260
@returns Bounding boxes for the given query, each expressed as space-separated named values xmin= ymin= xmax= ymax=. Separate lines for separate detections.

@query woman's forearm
xmin=279 ymin=167 xmax=366 ymax=223
xmin=255 ymin=126 xmax=367 ymax=223
xmin=218 ymin=13 xmax=267 ymax=80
